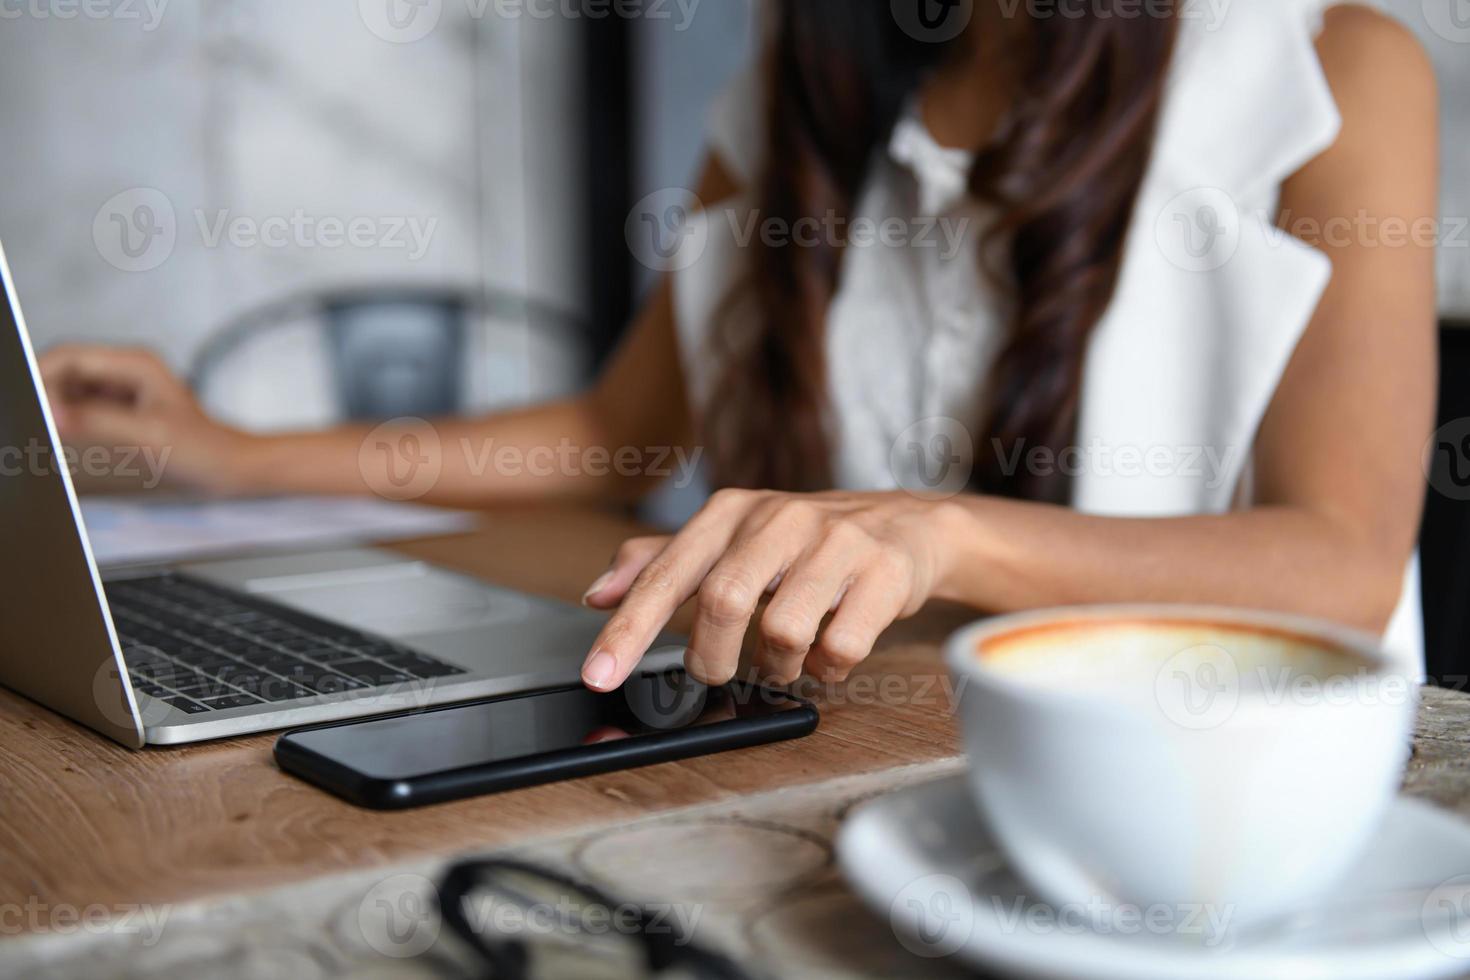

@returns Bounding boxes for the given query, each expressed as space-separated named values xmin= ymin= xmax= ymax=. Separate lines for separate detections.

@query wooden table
xmin=2 ymin=505 xmax=1469 ymax=979
xmin=0 ymin=509 xmax=973 ymax=914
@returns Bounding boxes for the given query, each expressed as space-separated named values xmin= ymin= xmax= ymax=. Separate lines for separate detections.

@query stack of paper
xmin=79 ymin=496 xmax=478 ymax=567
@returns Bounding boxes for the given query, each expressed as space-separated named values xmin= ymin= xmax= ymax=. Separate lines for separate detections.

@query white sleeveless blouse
xmin=670 ymin=0 xmax=1423 ymax=672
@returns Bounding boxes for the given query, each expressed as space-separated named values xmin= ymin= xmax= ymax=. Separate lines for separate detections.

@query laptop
xmin=0 ymin=240 xmax=683 ymax=747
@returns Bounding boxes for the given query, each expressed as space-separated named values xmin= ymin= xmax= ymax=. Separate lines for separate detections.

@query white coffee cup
xmin=945 ymin=605 xmax=1417 ymax=930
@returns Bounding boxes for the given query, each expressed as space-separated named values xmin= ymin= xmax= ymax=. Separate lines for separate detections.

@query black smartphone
xmin=274 ymin=671 xmax=818 ymax=810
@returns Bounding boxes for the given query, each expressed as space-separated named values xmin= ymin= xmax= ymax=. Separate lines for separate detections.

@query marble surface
xmin=0 ymin=760 xmax=973 ymax=980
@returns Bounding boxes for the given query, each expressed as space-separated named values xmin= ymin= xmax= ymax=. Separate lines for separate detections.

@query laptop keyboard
xmin=106 ymin=574 xmax=467 ymax=715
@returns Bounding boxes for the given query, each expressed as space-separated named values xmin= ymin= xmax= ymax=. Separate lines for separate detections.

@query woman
xmin=42 ymin=1 xmax=1438 ymax=693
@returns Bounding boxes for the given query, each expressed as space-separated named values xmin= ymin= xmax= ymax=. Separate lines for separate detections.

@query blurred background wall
xmin=0 ymin=0 xmax=749 ymax=432
xmin=1384 ymin=0 xmax=1469 ymax=319
xmin=0 ymin=1 xmax=1460 ymax=420
xmin=1 ymin=0 xmax=1468 ymax=660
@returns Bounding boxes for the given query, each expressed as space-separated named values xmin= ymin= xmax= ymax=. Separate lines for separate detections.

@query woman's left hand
xmin=579 ymin=489 xmax=959 ymax=691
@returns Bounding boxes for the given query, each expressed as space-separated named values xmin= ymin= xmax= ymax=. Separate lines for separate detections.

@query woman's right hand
xmin=37 ymin=344 xmax=255 ymax=495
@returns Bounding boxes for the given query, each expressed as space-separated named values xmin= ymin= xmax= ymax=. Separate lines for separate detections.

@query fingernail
xmin=580 ymin=570 xmax=616 ymax=607
xmin=583 ymin=651 xmax=618 ymax=690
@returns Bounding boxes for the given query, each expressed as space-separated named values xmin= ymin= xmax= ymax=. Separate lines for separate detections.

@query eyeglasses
xmin=435 ymin=858 xmax=755 ymax=980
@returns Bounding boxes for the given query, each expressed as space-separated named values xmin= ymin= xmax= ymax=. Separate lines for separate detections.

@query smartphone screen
xmin=280 ymin=671 xmax=810 ymax=783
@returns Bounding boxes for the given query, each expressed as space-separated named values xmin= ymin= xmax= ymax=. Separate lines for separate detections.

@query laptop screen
xmin=0 ymin=242 xmax=142 ymax=746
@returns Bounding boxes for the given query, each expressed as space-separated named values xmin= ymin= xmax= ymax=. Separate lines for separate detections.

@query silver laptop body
xmin=0 ymin=240 xmax=681 ymax=747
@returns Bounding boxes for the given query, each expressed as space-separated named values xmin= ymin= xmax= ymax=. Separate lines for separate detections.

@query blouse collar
xmin=887 ymin=104 xmax=975 ymax=215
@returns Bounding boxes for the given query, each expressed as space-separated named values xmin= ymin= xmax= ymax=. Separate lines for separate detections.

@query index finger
xmin=581 ymin=500 xmax=747 ymax=691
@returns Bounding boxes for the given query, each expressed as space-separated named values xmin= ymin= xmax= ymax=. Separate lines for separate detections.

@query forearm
xmin=229 ymin=395 xmax=685 ymax=508
xmin=932 ymin=496 xmax=1411 ymax=634
xmin=226 ymin=270 xmax=698 ymax=507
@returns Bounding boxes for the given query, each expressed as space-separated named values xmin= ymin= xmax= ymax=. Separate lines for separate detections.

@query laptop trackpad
xmin=243 ymin=563 xmax=539 ymax=638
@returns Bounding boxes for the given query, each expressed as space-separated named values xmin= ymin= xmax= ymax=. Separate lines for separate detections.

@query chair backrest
xmin=322 ymin=294 xmax=467 ymax=422
xmin=190 ymin=287 xmax=590 ymax=431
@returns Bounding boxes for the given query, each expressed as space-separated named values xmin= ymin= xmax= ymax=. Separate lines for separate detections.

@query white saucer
xmin=837 ymin=776 xmax=1470 ymax=980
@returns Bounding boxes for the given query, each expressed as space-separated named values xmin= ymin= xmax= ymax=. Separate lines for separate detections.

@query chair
xmin=189 ymin=286 xmax=590 ymax=429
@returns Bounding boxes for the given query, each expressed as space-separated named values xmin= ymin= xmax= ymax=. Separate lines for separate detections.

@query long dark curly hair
xmin=705 ymin=0 xmax=1180 ymax=503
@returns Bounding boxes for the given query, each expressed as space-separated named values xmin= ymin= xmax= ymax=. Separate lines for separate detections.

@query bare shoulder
xmin=1284 ymin=4 xmax=1438 ymax=212
xmin=1315 ymin=5 xmax=1437 ymax=121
